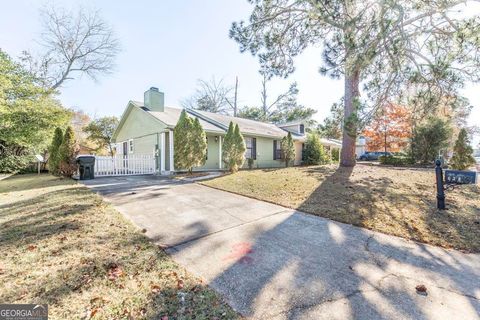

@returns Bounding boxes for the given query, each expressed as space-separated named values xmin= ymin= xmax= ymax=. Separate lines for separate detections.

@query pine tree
xmin=58 ymin=126 xmax=78 ymax=176
xmin=222 ymin=122 xmax=246 ymax=172
xmin=303 ymin=133 xmax=330 ymax=165
xmin=450 ymin=129 xmax=476 ymax=170
xmin=230 ymin=1 xmax=480 ymax=167
xmin=48 ymin=127 xmax=63 ymax=174
xmin=281 ymin=132 xmax=295 ymax=167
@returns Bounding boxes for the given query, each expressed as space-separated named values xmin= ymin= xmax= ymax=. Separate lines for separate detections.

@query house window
xmin=273 ymin=140 xmax=282 ymax=160
xmin=128 ymin=139 xmax=134 ymax=153
xmin=245 ymin=137 xmax=256 ymax=159
xmin=299 ymin=124 xmax=305 ymax=134
xmin=205 ymin=137 xmax=208 ymax=160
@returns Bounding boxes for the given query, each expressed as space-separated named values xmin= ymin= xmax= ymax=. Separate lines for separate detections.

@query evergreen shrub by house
xmin=222 ymin=122 xmax=246 ymax=172
xmin=58 ymin=126 xmax=78 ymax=177
xmin=303 ymin=133 xmax=330 ymax=165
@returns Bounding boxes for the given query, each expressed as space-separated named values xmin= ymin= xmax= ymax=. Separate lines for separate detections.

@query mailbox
xmin=444 ymin=170 xmax=477 ymax=185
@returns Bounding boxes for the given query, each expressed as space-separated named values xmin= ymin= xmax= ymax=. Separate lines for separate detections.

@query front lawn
xmin=202 ymin=164 xmax=480 ymax=252
xmin=0 ymin=174 xmax=238 ymax=319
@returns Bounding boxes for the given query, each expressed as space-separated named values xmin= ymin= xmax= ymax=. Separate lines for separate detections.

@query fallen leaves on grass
xmin=151 ymin=284 xmax=161 ymax=294
xmin=0 ymin=174 xmax=239 ymax=319
xmin=106 ymin=263 xmax=124 ymax=281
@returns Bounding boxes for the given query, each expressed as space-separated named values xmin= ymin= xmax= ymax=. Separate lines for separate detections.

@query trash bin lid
xmin=76 ymin=155 xmax=96 ymax=164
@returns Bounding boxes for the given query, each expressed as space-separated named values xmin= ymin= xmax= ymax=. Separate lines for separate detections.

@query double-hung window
xmin=245 ymin=137 xmax=256 ymax=159
xmin=273 ymin=140 xmax=282 ymax=160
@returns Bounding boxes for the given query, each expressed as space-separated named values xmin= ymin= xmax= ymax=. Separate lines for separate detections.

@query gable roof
xmin=190 ymin=109 xmax=288 ymax=139
xmin=116 ymin=100 xmax=339 ymax=145
xmin=130 ymin=101 xmax=224 ymax=134
xmin=130 ymin=101 xmax=288 ymax=139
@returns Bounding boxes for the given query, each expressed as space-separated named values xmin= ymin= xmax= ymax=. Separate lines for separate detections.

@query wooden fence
xmin=94 ymin=154 xmax=156 ymax=176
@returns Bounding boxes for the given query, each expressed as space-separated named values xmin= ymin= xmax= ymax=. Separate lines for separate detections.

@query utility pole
xmin=226 ymin=76 xmax=239 ymax=116
xmin=233 ymin=76 xmax=238 ymax=117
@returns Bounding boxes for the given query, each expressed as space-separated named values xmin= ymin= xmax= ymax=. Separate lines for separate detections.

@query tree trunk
xmin=261 ymin=74 xmax=268 ymax=119
xmin=384 ymin=130 xmax=387 ymax=154
xmin=340 ymin=70 xmax=360 ymax=167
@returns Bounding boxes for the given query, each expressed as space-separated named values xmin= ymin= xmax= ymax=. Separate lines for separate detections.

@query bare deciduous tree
xmin=182 ymin=77 xmax=235 ymax=114
xmin=23 ymin=5 xmax=120 ymax=90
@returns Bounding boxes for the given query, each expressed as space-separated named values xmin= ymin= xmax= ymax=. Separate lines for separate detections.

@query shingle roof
xmin=130 ymin=101 xmax=224 ymax=134
xmin=191 ymin=109 xmax=288 ymax=138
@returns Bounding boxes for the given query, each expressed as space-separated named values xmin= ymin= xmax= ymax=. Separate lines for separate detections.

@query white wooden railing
xmin=94 ymin=154 xmax=156 ymax=176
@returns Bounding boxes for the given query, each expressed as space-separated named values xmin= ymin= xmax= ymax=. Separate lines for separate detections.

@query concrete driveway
xmin=83 ymin=176 xmax=480 ymax=320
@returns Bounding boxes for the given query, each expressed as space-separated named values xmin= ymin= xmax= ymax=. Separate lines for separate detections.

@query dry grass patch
xmin=202 ymin=164 xmax=480 ymax=252
xmin=0 ymin=174 xmax=238 ymax=320
xmin=174 ymin=172 xmax=211 ymax=180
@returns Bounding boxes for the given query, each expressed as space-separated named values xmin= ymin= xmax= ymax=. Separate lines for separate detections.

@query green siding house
xmin=112 ymin=87 xmax=341 ymax=175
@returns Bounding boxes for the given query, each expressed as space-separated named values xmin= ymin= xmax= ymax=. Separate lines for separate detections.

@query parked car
xmin=359 ymin=151 xmax=393 ymax=161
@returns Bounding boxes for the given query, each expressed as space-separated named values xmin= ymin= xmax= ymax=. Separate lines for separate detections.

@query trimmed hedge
xmin=379 ymin=155 xmax=415 ymax=166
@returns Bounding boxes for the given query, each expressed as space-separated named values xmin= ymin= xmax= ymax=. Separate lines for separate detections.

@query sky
xmin=1 ymin=0 xmax=479 ymax=146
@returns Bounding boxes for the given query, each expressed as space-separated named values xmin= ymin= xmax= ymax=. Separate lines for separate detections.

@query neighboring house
xmin=356 ymin=136 xmax=366 ymax=158
xmin=78 ymin=144 xmax=97 ymax=155
xmin=112 ymin=87 xmax=342 ymax=174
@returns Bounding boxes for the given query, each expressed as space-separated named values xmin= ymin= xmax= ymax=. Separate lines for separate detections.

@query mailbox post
xmin=35 ymin=154 xmax=44 ymax=175
xmin=435 ymin=160 xmax=446 ymax=210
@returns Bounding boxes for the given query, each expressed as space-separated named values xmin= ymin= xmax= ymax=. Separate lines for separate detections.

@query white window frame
xmin=245 ymin=137 xmax=253 ymax=159
xmin=128 ymin=139 xmax=134 ymax=154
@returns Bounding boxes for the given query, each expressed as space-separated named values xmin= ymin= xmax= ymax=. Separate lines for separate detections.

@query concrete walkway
xmin=83 ymin=176 xmax=480 ymax=320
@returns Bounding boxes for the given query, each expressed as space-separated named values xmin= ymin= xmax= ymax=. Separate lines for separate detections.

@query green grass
xmin=0 ymin=174 xmax=239 ymax=320
xmin=202 ymin=164 xmax=480 ymax=253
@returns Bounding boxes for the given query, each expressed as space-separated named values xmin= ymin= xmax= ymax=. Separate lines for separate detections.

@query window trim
xmin=245 ymin=137 xmax=256 ymax=160
xmin=273 ymin=140 xmax=282 ymax=160
xmin=205 ymin=137 xmax=208 ymax=160
xmin=128 ymin=139 xmax=134 ymax=154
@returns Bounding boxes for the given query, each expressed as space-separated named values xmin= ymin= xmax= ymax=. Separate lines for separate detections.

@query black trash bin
xmin=76 ymin=155 xmax=95 ymax=180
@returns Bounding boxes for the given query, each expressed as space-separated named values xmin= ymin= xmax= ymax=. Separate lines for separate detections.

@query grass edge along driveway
xmin=0 ymin=174 xmax=239 ymax=320
xmin=201 ymin=164 xmax=480 ymax=253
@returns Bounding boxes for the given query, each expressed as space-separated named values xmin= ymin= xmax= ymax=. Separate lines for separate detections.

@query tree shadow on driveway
xmin=169 ymin=166 xmax=480 ymax=319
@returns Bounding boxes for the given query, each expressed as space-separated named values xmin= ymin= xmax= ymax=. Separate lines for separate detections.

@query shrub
xmin=58 ymin=126 xmax=78 ymax=177
xmin=411 ymin=117 xmax=451 ymax=164
xmin=48 ymin=127 xmax=63 ymax=174
xmin=450 ymin=128 xmax=476 ymax=170
xmin=247 ymin=158 xmax=255 ymax=169
xmin=379 ymin=155 xmax=414 ymax=166
xmin=0 ymin=154 xmax=35 ymax=173
xmin=174 ymin=110 xmax=207 ymax=173
xmin=303 ymin=133 xmax=330 ymax=165
xmin=331 ymin=148 xmax=340 ymax=162
xmin=281 ymin=132 xmax=295 ymax=167
xmin=222 ymin=122 xmax=246 ymax=172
